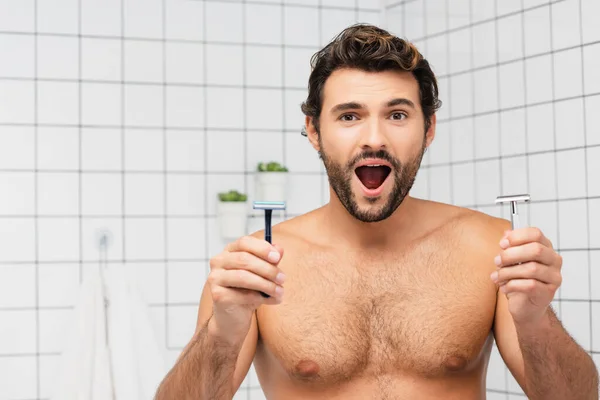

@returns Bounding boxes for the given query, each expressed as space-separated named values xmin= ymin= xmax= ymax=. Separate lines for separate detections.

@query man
xmin=154 ymin=24 xmax=599 ymax=399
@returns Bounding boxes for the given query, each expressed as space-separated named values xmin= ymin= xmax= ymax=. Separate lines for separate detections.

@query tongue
xmin=355 ymin=166 xmax=389 ymax=190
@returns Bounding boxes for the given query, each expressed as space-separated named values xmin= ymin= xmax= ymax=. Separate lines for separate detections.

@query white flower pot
xmin=255 ymin=172 xmax=288 ymax=202
xmin=217 ymin=201 xmax=248 ymax=239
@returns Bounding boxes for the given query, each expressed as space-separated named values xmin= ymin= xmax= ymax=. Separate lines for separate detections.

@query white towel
xmin=50 ymin=265 xmax=167 ymax=400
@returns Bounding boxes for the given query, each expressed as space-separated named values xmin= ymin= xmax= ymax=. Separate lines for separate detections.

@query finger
xmin=226 ymin=236 xmax=282 ymax=264
xmin=501 ymin=227 xmax=553 ymax=250
xmin=496 ymin=241 xmax=556 ymax=267
xmin=216 ymin=269 xmax=284 ymax=299
xmin=222 ymin=251 xmax=286 ymax=285
xmin=492 ymin=262 xmax=560 ymax=286
xmin=210 ymin=284 xmax=282 ymax=306
xmin=500 ymin=278 xmax=552 ymax=297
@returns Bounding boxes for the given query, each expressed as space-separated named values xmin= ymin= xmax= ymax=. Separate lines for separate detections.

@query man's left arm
xmin=491 ymin=226 xmax=599 ymax=400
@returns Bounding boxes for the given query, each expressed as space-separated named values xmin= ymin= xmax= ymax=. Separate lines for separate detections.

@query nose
xmin=358 ymin=119 xmax=388 ymax=151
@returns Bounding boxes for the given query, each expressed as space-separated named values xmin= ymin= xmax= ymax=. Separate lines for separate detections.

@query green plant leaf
xmin=218 ymin=190 xmax=247 ymax=202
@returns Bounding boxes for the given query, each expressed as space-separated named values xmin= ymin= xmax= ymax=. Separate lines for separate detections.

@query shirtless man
xmin=154 ymin=24 xmax=599 ymax=399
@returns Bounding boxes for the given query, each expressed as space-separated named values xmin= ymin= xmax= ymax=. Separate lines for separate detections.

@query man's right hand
xmin=207 ymin=235 xmax=286 ymax=341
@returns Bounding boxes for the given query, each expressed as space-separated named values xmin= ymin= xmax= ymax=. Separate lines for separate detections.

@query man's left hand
xmin=490 ymin=227 xmax=563 ymax=326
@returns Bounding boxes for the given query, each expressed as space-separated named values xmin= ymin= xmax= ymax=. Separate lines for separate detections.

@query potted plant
xmin=217 ymin=190 xmax=248 ymax=239
xmin=255 ymin=161 xmax=288 ymax=202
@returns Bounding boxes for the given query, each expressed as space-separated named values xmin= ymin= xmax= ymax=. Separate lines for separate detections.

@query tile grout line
xmin=33 ymin=0 xmax=40 ymax=396
xmin=162 ymin=0 xmax=169 ymax=354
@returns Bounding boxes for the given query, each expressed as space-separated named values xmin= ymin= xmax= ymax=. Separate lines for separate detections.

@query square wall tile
xmin=124 ymin=0 xmax=162 ymax=39
xmin=38 ymin=81 xmax=79 ymax=125
xmin=588 ymin=146 xmax=600 ymax=197
xmin=452 ymin=163 xmax=475 ymax=206
xmin=528 ymin=152 xmax=557 ymax=201
xmin=206 ymin=174 xmax=245 ymax=215
xmin=167 ymin=174 xmax=205 ymax=216
xmin=246 ymin=3 xmax=282 ymax=45
xmin=81 ymin=83 xmax=122 ymax=126
xmin=526 ymin=103 xmax=554 ymax=153
xmin=124 ymin=40 xmax=163 ymax=83
xmin=560 ymin=251 xmax=590 ymax=300
xmin=556 ymin=149 xmax=587 ymax=200
xmin=286 ymin=174 xmax=323 ymax=215
xmin=501 ymin=156 xmax=528 ymax=196
xmin=449 ymin=28 xmax=471 ymax=74
xmin=558 ymin=199 xmax=588 ymax=249
xmin=474 ymin=67 xmax=499 ymax=114
xmin=81 ymin=0 xmax=121 ymax=36
xmin=529 ymin=201 xmax=558 ymax=246
xmin=584 ymin=43 xmax=600 ymax=95
xmin=81 ymin=128 xmax=122 ymax=171
xmin=499 ymin=61 xmax=525 ymax=109
xmin=205 ymin=87 xmax=244 ymax=129
xmin=37 ymin=36 xmax=79 ymax=79
xmin=475 ymin=160 xmax=501 ymax=204
xmin=486 ymin=344 xmax=507 ymax=390
xmin=0 ymin=264 xmax=35 ymax=308
xmin=38 ymin=218 xmax=80 ymax=261
xmin=124 ymin=173 xmax=164 ymax=216
xmin=582 ymin=0 xmax=600 ymax=44
xmin=167 ymin=305 xmax=198 ymax=348
xmin=166 ymin=131 xmax=205 ymax=172
xmin=525 ymin=54 xmax=553 ymax=105
xmin=411 ymin=168 xmax=429 ymax=200
xmin=285 ymin=89 xmax=308 ymax=130
xmin=474 ymin=114 xmax=500 ymax=159
xmin=81 ymin=38 xmax=121 ymax=81
xmin=0 ymin=310 xmax=37 ymax=355
xmin=553 ymin=48 xmax=583 ymax=100
xmin=284 ymin=6 xmax=320 ymax=47
xmin=206 ymin=130 xmax=245 ymax=173
xmin=167 ymin=218 xmax=206 ymax=260
xmin=320 ymin=8 xmax=356 ymax=46
xmin=38 ymin=264 xmax=79 ymax=307
xmin=165 ymin=0 xmax=204 ymax=41
xmin=472 ymin=21 xmax=497 ymax=68
xmin=124 ymin=261 xmax=165 ymax=304
xmin=246 ymin=131 xmax=284 ymax=171
xmin=0 ymin=172 xmax=35 ymax=215
xmin=246 ymin=46 xmax=282 ymax=87
xmin=426 ymin=35 xmax=448 ymax=77
xmin=124 ymin=84 xmax=163 ymax=127
xmin=447 ymin=0 xmax=470 ymax=29
xmin=497 ymin=0 xmax=521 ymax=15
xmin=592 ymin=302 xmax=600 ymax=351
xmin=81 ymin=218 xmax=123 ymax=261
xmin=82 ymin=173 xmax=122 ymax=215
xmin=166 ymin=86 xmax=204 ymax=128
xmin=0 ymin=0 xmax=34 ymax=32
xmin=38 ymin=0 xmax=78 ymax=34
xmin=551 ymin=0 xmax=581 ymax=51
xmin=205 ymin=44 xmax=243 ymax=86
xmin=0 ymin=356 xmax=36 ymax=399
xmin=428 ymin=121 xmax=450 ymax=164
xmin=0 ymin=80 xmax=34 ymax=124
xmin=247 ymin=89 xmax=283 ymax=130
xmin=450 ymin=73 xmax=473 ymax=118
xmin=206 ymin=2 xmax=243 ymax=43
xmin=124 ymin=129 xmax=164 ymax=172
xmin=0 ymin=34 xmax=34 ymax=78
xmin=425 ymin=0 xmax=447 ymax=36
xmin=591 ymin=251 xmax=600 ymax=300
xmin=0 ymin=218 xmax=35 ymax=262
xmin=429 ymin=166 xmax=452 ymax=204
xmin=167 ymin=261 xmax=207 ymax=303
xmin=586 ymin=95 xmax=600 ymax=146
xmin=125 ymin=218 xmax=165 ymax=260
xmin=166 ymin=42 xmax=204 ymax=85
xmin=497 ymin=14 xmax=523 ymax=63
xmin=284 ymin=47 xmax=315 ymax=88
xmin=561 ymin=302 xmax=591 ymax=350
xmin=590 ymin=199 xmax=600 ymax=249
xmin=39 ymin=309 xmax=73 ymax=353
xmin=451 ymin=118 xmax=474 ymax=162
xmin=404 ymin=0 xmax=424 ymax=39
xmin=39 ymin=355 xmax=60 ymax=399
xmin=38 ymin=172 xmax=79 ymax=215
xmin=285 ymin=132 xmax=322 ymax=173
xmin=500 ymin=108 xmax=526 ymax=156
xmin=555 ymin=98 xmax=585 ymax=150
xmin=38 ymin=127 xmax=78 ymax=170
xmin=524 ymin=6 xmax=551 ymax=56
xmin=0 ymin=126 xmax=35 ymax=170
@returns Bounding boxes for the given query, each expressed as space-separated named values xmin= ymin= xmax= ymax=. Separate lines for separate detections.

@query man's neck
xmin=321 ymin=190 xmax=417 ymax=249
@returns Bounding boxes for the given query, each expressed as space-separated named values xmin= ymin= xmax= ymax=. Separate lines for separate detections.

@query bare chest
xmin=256 ymin=249 xmax=497 ymax=386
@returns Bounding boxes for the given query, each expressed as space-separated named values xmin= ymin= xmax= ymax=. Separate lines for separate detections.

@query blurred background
xmin=0 ymin=0 xmax=598 ymax=399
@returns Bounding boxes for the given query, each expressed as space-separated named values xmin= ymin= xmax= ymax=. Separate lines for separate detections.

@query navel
xmin=294 ymin=359 xmax=320 ymax=378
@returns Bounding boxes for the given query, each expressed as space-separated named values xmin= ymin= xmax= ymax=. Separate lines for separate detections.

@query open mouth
xmin=355 ymin=165 xmax=392 ymax=190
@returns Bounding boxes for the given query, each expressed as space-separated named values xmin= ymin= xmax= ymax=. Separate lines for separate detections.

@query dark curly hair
xmin=301 ymin=23 xmax=442 ymax=135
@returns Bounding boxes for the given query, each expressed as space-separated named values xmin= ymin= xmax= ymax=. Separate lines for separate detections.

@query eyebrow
xmin=330 ymin=98 xmax=416 ymax=114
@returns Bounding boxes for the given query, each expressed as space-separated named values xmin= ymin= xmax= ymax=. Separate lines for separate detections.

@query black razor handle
xmin=260 ymin=209 xmax=273 ymax=298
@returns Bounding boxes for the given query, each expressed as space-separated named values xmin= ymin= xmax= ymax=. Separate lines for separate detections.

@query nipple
xmin=443 ymin=355 xmax=468 ymax=372
xmin=294 ymin=359 xmax=320 ymax=379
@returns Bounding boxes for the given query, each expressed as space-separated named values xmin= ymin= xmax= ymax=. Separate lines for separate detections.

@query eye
xmin=340 ymin=114 xmax=358 ymax=122
xmin=390 ymin=112 xmax=407 ymax=120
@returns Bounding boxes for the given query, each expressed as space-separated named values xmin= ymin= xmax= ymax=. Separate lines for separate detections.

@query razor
xmin=495 ymin=194 xmax=530 ymax=229
xmin=253 ymin=201 xmax=286 ymax=297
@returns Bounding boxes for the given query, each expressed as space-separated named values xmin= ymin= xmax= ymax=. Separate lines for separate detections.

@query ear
xmin=305 ymin=116 xmax=320 ymax=152
xmin=424 ymin=113 xmax=436 ymax=149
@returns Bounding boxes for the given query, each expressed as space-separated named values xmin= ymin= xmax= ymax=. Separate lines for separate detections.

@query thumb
xmin=272 ymin=243 xmax=285 ymax=260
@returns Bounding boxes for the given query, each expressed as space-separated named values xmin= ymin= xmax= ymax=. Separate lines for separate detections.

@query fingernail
xmin=490 ymin=271 xmax=498 ymax=282
xmin=499 ymin=238 xmax=509 ymax=249
xmin=275 ymin=286 xmax=284 ymax=296
xmin=275 ymin=272 xmax=286 ymax=284
xmin=494 ymin=255 xmax=501 ymax=266
xmin=268 ymin=251 xmax=280 ymax=263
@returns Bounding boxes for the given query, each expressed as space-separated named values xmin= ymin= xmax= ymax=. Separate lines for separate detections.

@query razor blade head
xmin=253 ymin=201 xmax=286 ymax=211
xmin=495 ymin=194 xmax=531 ymax=204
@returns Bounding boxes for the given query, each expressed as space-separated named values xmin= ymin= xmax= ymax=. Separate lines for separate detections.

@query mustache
xmin=348 ymin=149 xmax=401 ymax=170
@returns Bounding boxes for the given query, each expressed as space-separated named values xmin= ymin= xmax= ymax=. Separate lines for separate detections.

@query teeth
xmin=367 ymin=164 xmax=382 ymax=167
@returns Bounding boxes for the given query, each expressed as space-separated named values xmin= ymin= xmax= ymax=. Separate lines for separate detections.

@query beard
xmin=319 ymin=136 xmax=426 ymax=223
